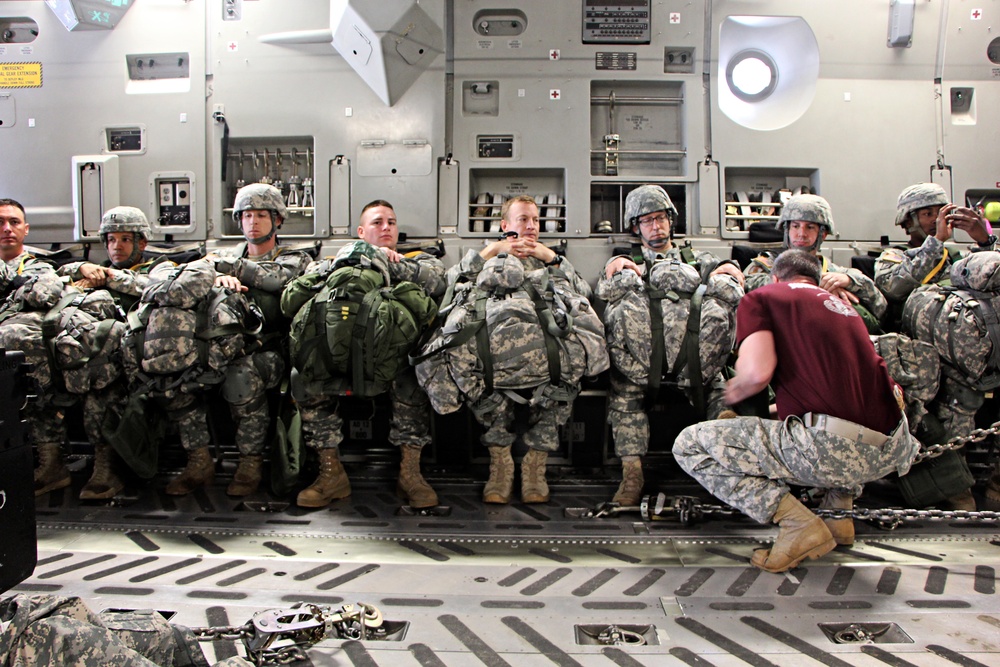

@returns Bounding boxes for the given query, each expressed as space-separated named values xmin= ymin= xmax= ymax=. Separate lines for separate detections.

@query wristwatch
xmin=545 ymin=254 xmax=564 ymax=267
xmin=977 ymin=234 xmax=997 ymax=248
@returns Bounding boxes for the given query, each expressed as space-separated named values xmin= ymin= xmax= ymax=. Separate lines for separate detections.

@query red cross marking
xmin=973 ymin=9 xmax=982 ymax=19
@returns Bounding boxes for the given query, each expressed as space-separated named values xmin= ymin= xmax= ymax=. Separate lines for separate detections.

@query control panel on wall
xmin=151 ymin=172 xmax=195 ymax=231
xmin=582 ymin=0 xmax=651 ymax=44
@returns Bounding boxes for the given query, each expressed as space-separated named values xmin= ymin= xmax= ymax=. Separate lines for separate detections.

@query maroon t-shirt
xmin=736 ymin=281 xmax=901 ymax=434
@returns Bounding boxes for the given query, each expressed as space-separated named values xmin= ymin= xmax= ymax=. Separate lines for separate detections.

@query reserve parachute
xmin=413 ymin=253 xmax=609 ymax=414
xmin=280 ymin=240 xmax=438 ymax=399
xmin=902 ymin=251 xmax=1000 ymax=391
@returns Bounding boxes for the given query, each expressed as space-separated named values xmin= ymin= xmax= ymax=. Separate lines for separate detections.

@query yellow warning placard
xmin=0 ymin=62 xmax=42 ymax=88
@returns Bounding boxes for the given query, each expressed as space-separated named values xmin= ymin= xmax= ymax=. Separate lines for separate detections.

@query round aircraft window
xmin=988 ymin=37 xmax=1000 ymax=64
xmin=726 ymin=49 xmax=778 ymax=103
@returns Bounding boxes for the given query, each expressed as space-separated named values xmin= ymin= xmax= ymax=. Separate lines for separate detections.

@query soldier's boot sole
xmin=483 ymin=446 xmax=514 ymax=504
xmin=165 ymin=448 xmax=215 ymax=496
xmin=520 ymin=449 xmax=550 ymax=504
xmin=397 ymin=445 xmax=438 ymax=508
xmin=751 ymin=494 xmax=836 ymax=573
xmin=611 ymin=459 xmax=644 ymax=506
xmin=227 ymin=455 xmax=264 ymax=497
xmin=35 ymin=443 xmax=71 ymax=497
xmin=296 ymin=450 xmax=351 ymax=508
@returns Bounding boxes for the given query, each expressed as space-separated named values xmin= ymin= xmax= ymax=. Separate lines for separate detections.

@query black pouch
xmin=103 ymin=393 xmax=165 ymax=480
xmin=896 ymin=449 xmax=975 ymax=508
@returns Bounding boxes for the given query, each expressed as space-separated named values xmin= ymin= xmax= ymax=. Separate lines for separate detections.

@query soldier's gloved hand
xmin=216 ymin=275 xmax=248 ymax=292
xmin=604 ymin=256 xmax=641 ymax=280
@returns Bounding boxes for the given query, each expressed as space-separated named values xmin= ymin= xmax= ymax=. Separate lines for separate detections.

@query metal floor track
xmin=12 ymin=475 xmax=1000 ymax=666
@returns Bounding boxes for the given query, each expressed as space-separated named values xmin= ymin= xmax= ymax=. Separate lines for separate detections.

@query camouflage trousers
xmin=0 ymin=594 xmax=251 ymax=666
xmin=930 ymin=373 xmax=986 ymax=442
xmin=298 ymin=368 xmax=433 ymax=451
xmin=221 ymin=351 xmax=284 ymax=456
xmin=608 ymin=372 xmax=727 ymax=457
xmin=156 ymin=392 xmax=211 ymax=452
xmin=472 ymin=390 xmax=573 ymax=452
xmin=672 ymin=414 xmax=919 ymax=523
xmin=81 ymin=383 xmax=127 ymax=448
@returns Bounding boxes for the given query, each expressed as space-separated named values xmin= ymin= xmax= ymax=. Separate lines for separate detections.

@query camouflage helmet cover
xmin=895 ymin=183 xmax=949 ymax=227
xmin=232 ymin=183 xmax=288 ymax=223
xmin=99 ymin=206 xmax=151 ymax=240
xmin=334 ymin=240 xmax=391 ymax=282
xmin=778 ymin=194 xmax=836 ymax=235
xmin=624 ymin=185 xmax=678 ymax=228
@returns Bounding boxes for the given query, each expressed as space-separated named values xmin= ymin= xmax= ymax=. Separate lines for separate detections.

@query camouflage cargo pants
xmin=160 ymin=392 xmax=211 ymax=452
xmin=473 ymin=392 xmax=573 ymax=452
xmin=390 ymin=367 xmax=432 ymax=449
xmin=673 ymin=414 xmax=919 ymax=523
xmin=609 ymin=372 xmax=728 ymax=458
xmin=298 ymin=395 xmax=345 ymax=451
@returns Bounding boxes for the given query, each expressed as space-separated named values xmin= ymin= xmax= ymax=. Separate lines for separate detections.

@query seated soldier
xmin=56 ymin=206 xmax=163 ymax=499
xmin=0 ymin=198 xmax=72 ymax=496
xmin=444 ymin=195 xmax=602 ymax=504
xmin=674 ymin=250 xmax=919 ymax=572
xmin=292 ymin=200 xmax=445 ymax=509
xmin=597 ymin=185 xmax=744 ymax=506
xmin=744 ymin=194 xmax=887 ymax=332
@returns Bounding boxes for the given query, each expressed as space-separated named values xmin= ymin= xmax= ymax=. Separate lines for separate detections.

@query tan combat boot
xmin=612 ymin=458 xmax=644 ymax=506
xmin=296 ymin=449 xmax=351 ymax=508
xmin=227 ymin=455 xmax=263 ymax=497
xmin=483 ymin=446 xmax=514 ymax=504
xmin=34 ymin=443 xmax=71 ymax=497
xmin=820 ymin=489 xmax=854 ymax=546
xmin=397 ymin=445 xmax=438 ymax=508
xmin=750 ymin=494 xmax=836 ymax=573
xmin=165 ymin=447 xmax=215 ymax=496
xmin=79 ymin=444 xmax=124 ymax=500
xmin=520 ymin=448 xmax=550 ymax=504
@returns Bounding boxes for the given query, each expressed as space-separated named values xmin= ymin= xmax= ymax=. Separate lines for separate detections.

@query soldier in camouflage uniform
xmin=876 ymin=183 xmax=995 ymax=509
xmin=597 ymin=185 xmax=745 ymax=506
xmin=296 ymin=200 xmax=446 ymax=509
xmin=52 ymin=207 xmax=165 ymax=500
xmin=444 ymin=195 xmax=593 ymax=504
xmin=0 ymin=594 xmax=252 ymax=666
xmin=744 ymin=194 xmax=887 ymax=331
xmin=172 ymin=184 xmax=311 ymax=497
xmin=674 ymin=250 xmax=919 ymax=572
xmin=0 ymin=198 xmax=74 ymax=497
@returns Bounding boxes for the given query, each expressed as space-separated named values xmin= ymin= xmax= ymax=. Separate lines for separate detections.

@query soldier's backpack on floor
xmin=281 ymin=241 xmax=438 ymax=399
xmin=122 ymin=261 xmax=261 ymax=393
xmin=413 ymin=253 xmax=609 ymax=414
xmin=902 ymin=251 xmax=1000 ymax=391
xmin=601 ymin=258 xmax=742 ymax=416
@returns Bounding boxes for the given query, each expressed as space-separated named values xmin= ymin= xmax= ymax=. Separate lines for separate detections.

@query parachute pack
xmin=122 ymin=261 xmax=261 ymax=394
xmin=41 ymin=290 xmax=127 ymax=395
xmin=601 ymin=256 xmax=742 ymax=416
xmin=281 ymin=245 xmax=438 ymax=399
xmin=902 ymin=251 xmax=1000 ymax=391
xmin=413 ymin=254 xmax=609 ymax=415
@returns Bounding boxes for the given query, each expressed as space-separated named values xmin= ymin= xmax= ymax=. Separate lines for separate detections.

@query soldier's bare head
xmin=358 ymin=199 xmax=398 ymax=250
xmin=772 ymin=249 xmax=821 ymax=285
xmin=0 ymin=198 xmax=28 ymax=262
xmin=500 ymin=195 xmax=539 ymax=241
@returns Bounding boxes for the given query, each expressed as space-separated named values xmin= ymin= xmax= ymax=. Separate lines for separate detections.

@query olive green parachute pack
xmin=413 ymin=253 xmax=609 ymax=415
xmin=280 ymin=241 xmax=438 ymax=399
xmin=902 ymin=251 xmax=1000 ymax=391
xmin=122 ymin=261 xmax=262 ymax=394
xmin=599 ymin=256 xmax=742 ymax=416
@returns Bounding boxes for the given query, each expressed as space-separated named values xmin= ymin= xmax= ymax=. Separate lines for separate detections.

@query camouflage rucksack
xmin=413 ymin=254 xmax=609 ymax=414
xmin=122 ymin=261 xmax=261 ymax=393
xmin=902 ymin=251 xmax=1000 ymax=390
xmin=281 ymin=241 xmax=438 ymax=399
xmin=870 ymin=332 xmax=940 ymax=434
xmin=41 ymin=289 xmax=127 ymax=395
xmin=600 ymin=257 xmax=742 ymax=415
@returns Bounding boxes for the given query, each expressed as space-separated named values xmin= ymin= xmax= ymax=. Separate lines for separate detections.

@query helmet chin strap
xmin=905 ymin=213 xmax=928 ymax=242
xmin=783 ymin=228 xmax=823 ymax=253
xmin=246 ymin=213 xmax=278 ymax=245
xmin=637 ymin=224 xmax=670 ymax=250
